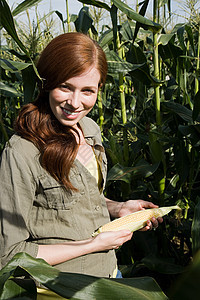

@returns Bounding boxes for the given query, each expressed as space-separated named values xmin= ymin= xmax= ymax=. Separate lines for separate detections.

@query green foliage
xmin=0 ymin=0 xmax=58 ymax=150
xmin=0 ymin=252 xmax=167 ymax=299
xmin=169 ymin=250 xmax=200 ymax=299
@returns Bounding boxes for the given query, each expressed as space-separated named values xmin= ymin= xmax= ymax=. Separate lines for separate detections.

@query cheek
xmin=84 ymin=96 xmax=97 ymax=109
xmin=49 ymin=92 xmax=60 ymax=114
xmin=49 ymin=94 xmax=64 ymax=112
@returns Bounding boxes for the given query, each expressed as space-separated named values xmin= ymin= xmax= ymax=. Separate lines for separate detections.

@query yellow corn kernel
xmin=92 ymin=205 xmax=181 ymax=237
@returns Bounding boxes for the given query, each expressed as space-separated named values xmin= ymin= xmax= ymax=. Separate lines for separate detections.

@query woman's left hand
xmin=118 ymin=199 xmax=163 ymax=231
xmin=106 ymin=198 xmax=163 ymax=231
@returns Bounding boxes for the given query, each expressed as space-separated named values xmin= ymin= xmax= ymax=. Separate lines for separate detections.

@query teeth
xmin=63 ymin=108 xmax=79 ymax=115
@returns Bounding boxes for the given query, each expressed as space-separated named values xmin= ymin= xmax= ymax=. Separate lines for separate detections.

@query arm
xmin=105 ymin=198 xmax=163 ymax=230
xmin=0 ymin=145 xmax=39 ymax=266
xmin=37 ymin=230 xmax=133 ymax=265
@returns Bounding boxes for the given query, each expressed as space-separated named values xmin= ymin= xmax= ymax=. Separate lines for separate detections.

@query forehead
xmin=65 ymin=67 xmax=101 ymax=86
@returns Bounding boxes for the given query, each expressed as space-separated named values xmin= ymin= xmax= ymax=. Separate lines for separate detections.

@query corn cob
xmin=92 ymin=205 xmax=181 ymax=237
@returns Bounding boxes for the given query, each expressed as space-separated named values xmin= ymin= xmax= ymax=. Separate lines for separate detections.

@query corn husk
xmin=92 ymin=205 xmax=181 ymax=237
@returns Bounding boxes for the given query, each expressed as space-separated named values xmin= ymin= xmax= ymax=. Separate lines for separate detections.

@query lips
xmin=62 ymin=107 xmax=80 ymax=115
xmin=61 ymin=107 xmax=81 ymax=120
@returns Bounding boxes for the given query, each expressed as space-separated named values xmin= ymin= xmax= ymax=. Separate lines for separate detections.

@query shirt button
xmin=95 ymin=205 xmax=100 ymax=211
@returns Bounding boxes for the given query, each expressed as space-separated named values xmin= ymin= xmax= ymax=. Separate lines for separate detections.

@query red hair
xmin=15 ymin=32 xmax=107 ymax=190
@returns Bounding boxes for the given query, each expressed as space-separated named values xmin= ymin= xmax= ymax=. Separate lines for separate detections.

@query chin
xmin=60 ymin=119 xmax=78 ymax=128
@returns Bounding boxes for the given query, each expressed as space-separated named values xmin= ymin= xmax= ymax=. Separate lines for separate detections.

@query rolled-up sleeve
xmin=0 ymin=144 xmax=38 ymax=267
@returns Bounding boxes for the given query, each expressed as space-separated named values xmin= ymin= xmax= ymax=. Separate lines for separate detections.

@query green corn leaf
xmin=177 ymin=25 xmax=186 ymax=52
xmin=192 ymin=197 xmax=200 ymax=256
xmin=78 ymin=0 xmax=110 ymax=11
xmin=0 ymin=0 xmax=28 ymax=55
xmin=158 ymin=33 xmax=174 ymax=46
xmin=159 ymin=42 xmax=183 ymax=61
xmin=132 ymin=0 xmax=149 ymax=42
xmin=142 ymin=254 xmax=185 ymax=275
xmin=163 ymin=101 xmax=200 ymax=123
xmin=99 ymin=29 xmax=113 ymax=48
xmin=0 ymin=58 xmax=32 ymax=73
xmin=178 ymin=124 xmax=200 ymax=146
xmin=12 ymin=0 xmax=43 ymax=16
xmin=0 ymin=82 xmax=22 ymax=97
xmin=120 ymin=20 xmax=134 ymax=41
xmin=106 ymin=50 xmax=145 ymax=74
xmin=185 ymin=24 xmax=195 ymax=54
xmin=70 ymin=14 xmax=78 ymax=23
xmin=192 ymin=90 xmax=200 ymax=121
xmin=107 ymin=162 xmax=159 ymax=183
xmin=110 ymin=4 xmax=118 ymax=52
xmin=0 ymin=252 xmax=167 ymax=299
xmin=0 ymin=278 xmax=36 ymax=300
xmin=22 ymin=65 xmax=37 ymax=104
xmin=170 ymin=250 xmax=200 ymax=299
xmin=112 ymin=0 xmax=162 ymax=33
xmin=74 ymin=6 xmax=93 ymax=34
xmin=1 ymin=46 xmax=27 ymax=61
xmin=55 ymin=10 xmax=64 ymax=23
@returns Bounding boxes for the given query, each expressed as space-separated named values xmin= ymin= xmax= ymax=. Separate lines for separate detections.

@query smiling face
xmin=49 ymin=67 xmax=101 ymax=129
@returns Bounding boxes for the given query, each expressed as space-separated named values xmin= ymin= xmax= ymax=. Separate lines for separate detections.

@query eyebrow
xmin=62 ymin=82 xmax=98 ymax=91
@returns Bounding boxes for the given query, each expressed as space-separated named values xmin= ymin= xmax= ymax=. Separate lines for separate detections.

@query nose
xmin=67 ymin=91 xmax=80 ymax=109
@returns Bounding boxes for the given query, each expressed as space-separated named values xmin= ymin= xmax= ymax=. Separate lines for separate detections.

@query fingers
xmin=140 ymin=216 xmax=163 ymax=232
xmin=157 ymin=217 xmax=163 ymax=223
xmin=149 ymin=216 xmax=163 ymax=228
xmin=136 ymin=199 xmax=158 ymax=210
xmin=95 ymin=230 xmax=133 ymax=251
xmin=111 ymin=230 xmax=133 ymax=249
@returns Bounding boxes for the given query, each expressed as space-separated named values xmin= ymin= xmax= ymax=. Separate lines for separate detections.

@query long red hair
xmin=14 ymin=32 xmax=108 ymax=190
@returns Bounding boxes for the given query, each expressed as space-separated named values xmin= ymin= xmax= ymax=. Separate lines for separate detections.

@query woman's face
xmin=49 ymin=67 xmax=100 ymax=129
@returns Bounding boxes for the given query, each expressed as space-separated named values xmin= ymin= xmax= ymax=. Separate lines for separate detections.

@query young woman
xmin=0 ymin=32 xmax=162 ymax=278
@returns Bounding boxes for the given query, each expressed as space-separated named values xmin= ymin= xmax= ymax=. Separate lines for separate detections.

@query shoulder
xmin=79 ymin=116 xmax=100 ymax=133
xmin=79 ymin=117 xmax=101 ymax=140
xmin=2 ymin=134 xmax=39 ymax=159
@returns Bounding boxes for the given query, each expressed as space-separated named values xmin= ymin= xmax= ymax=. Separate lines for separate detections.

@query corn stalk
xmin=152 ymin=0 xmax=166 ymax=205
xmin=97 ymin=90 xmax=104 ymax=133
xmin=116 ymin=31 xmax=129 ymax=165
xmin=153 ymin=0 xmax=161 ymax=127
xmin=195 ymin=25 xmax=200 ymax=94
xmin=65 ymin=0 xmax=71 ymax=32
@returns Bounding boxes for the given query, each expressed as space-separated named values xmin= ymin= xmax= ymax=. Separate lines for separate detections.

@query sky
xmin=8 ymin=0 xmax=83 ymax=15
xmin=7 ymin=0 xmax=193 ymax=30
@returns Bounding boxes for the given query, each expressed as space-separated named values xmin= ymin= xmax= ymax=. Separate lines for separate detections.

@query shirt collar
xmin=79 ymin=117 xmax=103 ymax=148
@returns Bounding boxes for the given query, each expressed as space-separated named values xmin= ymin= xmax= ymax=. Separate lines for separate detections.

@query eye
xmin=59 ymin=84 xmax=71 ymax=92
xmin=82 ymin=89 xmax=95 ymax=96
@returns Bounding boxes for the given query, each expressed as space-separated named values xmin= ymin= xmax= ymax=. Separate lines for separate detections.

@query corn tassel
xmin=92 ymin=205 xmax=181 ymax=237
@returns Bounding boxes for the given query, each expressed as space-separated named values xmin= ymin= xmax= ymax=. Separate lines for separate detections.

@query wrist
xmin=106 ymin=198 xmax=124 ymax=218
xmin=114 ymin=201 xmax=124 ymax=218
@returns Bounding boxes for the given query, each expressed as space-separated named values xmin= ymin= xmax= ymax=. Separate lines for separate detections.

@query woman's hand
xmin=118 ymin=199 xmax=163 ymax=231
xmin=37 ymin=230 xmax=132 ymax=265
xmin=106 ymin=198 xmax=163 ymax=231
xmin=92 ymin=230 xmax=133 ymax=251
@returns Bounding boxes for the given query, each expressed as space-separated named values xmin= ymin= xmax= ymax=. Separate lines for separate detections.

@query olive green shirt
xmin=0 ymin=117 xmax=117 ymax=277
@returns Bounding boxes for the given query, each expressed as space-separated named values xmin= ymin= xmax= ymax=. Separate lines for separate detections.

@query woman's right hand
xmin=92 ymin=230 xmax=133 ymax=251
xmin=36 ymin=230 xmax=133 ymax=266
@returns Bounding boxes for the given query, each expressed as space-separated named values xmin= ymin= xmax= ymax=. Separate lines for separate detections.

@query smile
xmin=62 ymin=108 xmax=80 ymax=115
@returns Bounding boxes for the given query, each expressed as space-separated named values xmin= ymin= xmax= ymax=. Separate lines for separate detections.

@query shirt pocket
xmin=38 ymin=171 xmax=84 ymax=210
